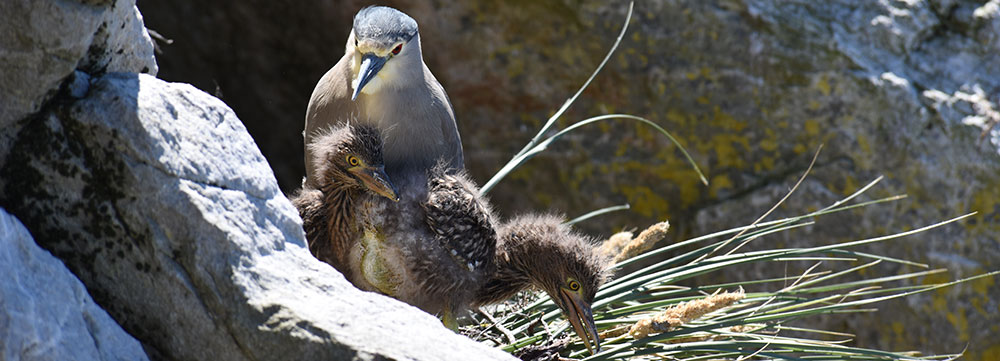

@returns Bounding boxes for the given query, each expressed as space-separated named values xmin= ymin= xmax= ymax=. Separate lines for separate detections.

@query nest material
xmin=513 ymin=335 xmax=570 ymax=361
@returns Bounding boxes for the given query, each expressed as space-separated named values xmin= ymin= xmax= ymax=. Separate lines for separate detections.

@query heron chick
xmin=474 ymin=214 xmax=613 ymax=354
xmin=291 ymin=124 xmax=399 ymax=273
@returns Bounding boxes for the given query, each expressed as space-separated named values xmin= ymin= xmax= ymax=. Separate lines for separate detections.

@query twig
xmin=476 ymin=307 xmax=517 ymax=345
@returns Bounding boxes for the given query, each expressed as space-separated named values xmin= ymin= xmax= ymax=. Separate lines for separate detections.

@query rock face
xmin=0 ymin=0 xmax=157 ymax=162
xmin=141 ymin=0 xmax=1000 ymax=359
xmin=1 ymin=208 xmax=150 ymax=361
xmin=0 ymin=1 xmax=515 ymax=360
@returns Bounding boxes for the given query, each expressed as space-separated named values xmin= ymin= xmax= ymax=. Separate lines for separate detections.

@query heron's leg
xmin=441 ymin=307 xmax=459 ymax=332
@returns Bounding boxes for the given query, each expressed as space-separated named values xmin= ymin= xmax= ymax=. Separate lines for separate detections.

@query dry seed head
xmin=597 ymin=231 xmax=633 ymax=259
xmin=614 ymin=221 xmax=669 ymax=263
xmin=597 ymin=221 xmax=670 ymax=263
xmin=628 ymin=289 xmax=745 ymax=339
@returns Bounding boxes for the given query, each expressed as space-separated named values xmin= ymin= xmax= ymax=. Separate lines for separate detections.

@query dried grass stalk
xmin=598 ymin=221 xmax=670 ymax=263
xmin=628 ymin=289 xmax=745 ymax=339
xmin=598 ymin=231 xmax=634 ymax=259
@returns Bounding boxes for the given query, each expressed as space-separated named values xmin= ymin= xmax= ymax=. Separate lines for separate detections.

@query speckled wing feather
xmin=423 ymin=168 xmax=497 ymax=273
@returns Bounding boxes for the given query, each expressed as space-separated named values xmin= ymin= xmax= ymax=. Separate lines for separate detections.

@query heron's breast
xmin=360 ymin=91 xmax=451 ymax=164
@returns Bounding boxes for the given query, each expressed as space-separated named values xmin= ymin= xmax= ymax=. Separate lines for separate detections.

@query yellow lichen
xmin=945 ymin=309 xmax=970 ymax=342
xmin=709 ymin=175 xmax=733 ymax=198
xmin=857 ymin=134 xmax=871 ymax=154
xmin=975 ymin=343 xmax=1000 ymax=361
xmin=808 ymin=99 xmax=822 ymax=110
xmin=803 ymin=118 xmax=820 ymax=136
xmin=816 ymin=75 xmax=832 ymax=96
xmin=618 ymin=185 xmax=669 ymax=217
xmin=759 ymin=137 xmax=778 ymax=152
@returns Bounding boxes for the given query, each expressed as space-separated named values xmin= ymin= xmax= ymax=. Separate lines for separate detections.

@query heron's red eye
xmin=392 ymin=44 xmax=402 ymax=55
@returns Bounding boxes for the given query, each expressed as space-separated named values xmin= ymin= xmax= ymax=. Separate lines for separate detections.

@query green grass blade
xmin=480 ymin=2 xmax=634 ymax=194
xmin=565 ymin=203 xmax=631 ymax=226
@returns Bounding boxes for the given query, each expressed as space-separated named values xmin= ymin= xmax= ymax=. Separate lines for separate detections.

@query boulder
xmin=0 ymin=70 xmax=514 ymax=361
xmin=140 ymin=0 xmax=1000 ymax=358
xmin=0 ymin=0 xmax=156 ymax=162
xmin=0 ymin=208 xmax=150 ymax=361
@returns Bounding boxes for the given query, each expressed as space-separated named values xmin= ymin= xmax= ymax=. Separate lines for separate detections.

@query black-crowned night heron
xmin=304 ymin=6 xmax=462 ymax=187
xmin=473 ymin=214 xmax=612 ymax=354
xmin=293 ymin=123 xmax=495 ymax=329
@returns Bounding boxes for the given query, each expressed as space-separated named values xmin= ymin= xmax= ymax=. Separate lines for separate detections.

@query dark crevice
xmin=79 ymin=310 xmax=105 ymax=358
xmin=927 ymin=1 xmax=974 ymax=38
xmin=698 ymin=154 xmax=853 ymax=211
xmin=909 ymin=80 xmax=951 ymax=137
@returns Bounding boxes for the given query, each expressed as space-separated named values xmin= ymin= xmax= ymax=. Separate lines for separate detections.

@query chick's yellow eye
xmin=568 ymin=280 xmax=581 ymax=291
xmin=347 ymin=155 xmax=360 ymax=166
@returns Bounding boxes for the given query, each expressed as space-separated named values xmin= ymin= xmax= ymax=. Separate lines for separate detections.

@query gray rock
xmin=0 ymin=71 xmax=514 ymax=361
xmin=0 ymin=208 xmax=150 ymax=361
xmin=0 ymin=0 xmax=157 ymax=163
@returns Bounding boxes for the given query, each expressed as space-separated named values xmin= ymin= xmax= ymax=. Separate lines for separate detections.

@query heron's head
xmin=309 ymin=123 xmax=399 ymax=202
xmin=499 ymin=214 xmax=612 ymax=354
xmin=348 ymin=6 xmax=422 ymax=100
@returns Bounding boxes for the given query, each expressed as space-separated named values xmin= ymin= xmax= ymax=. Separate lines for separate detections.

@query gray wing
xmin=304 ymin=53 xmax=359 ymax=188
xmin=423 ymin=64 xmax=464 ymax=170
xmin=423 ymin=169 xmax=496 ymax=272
